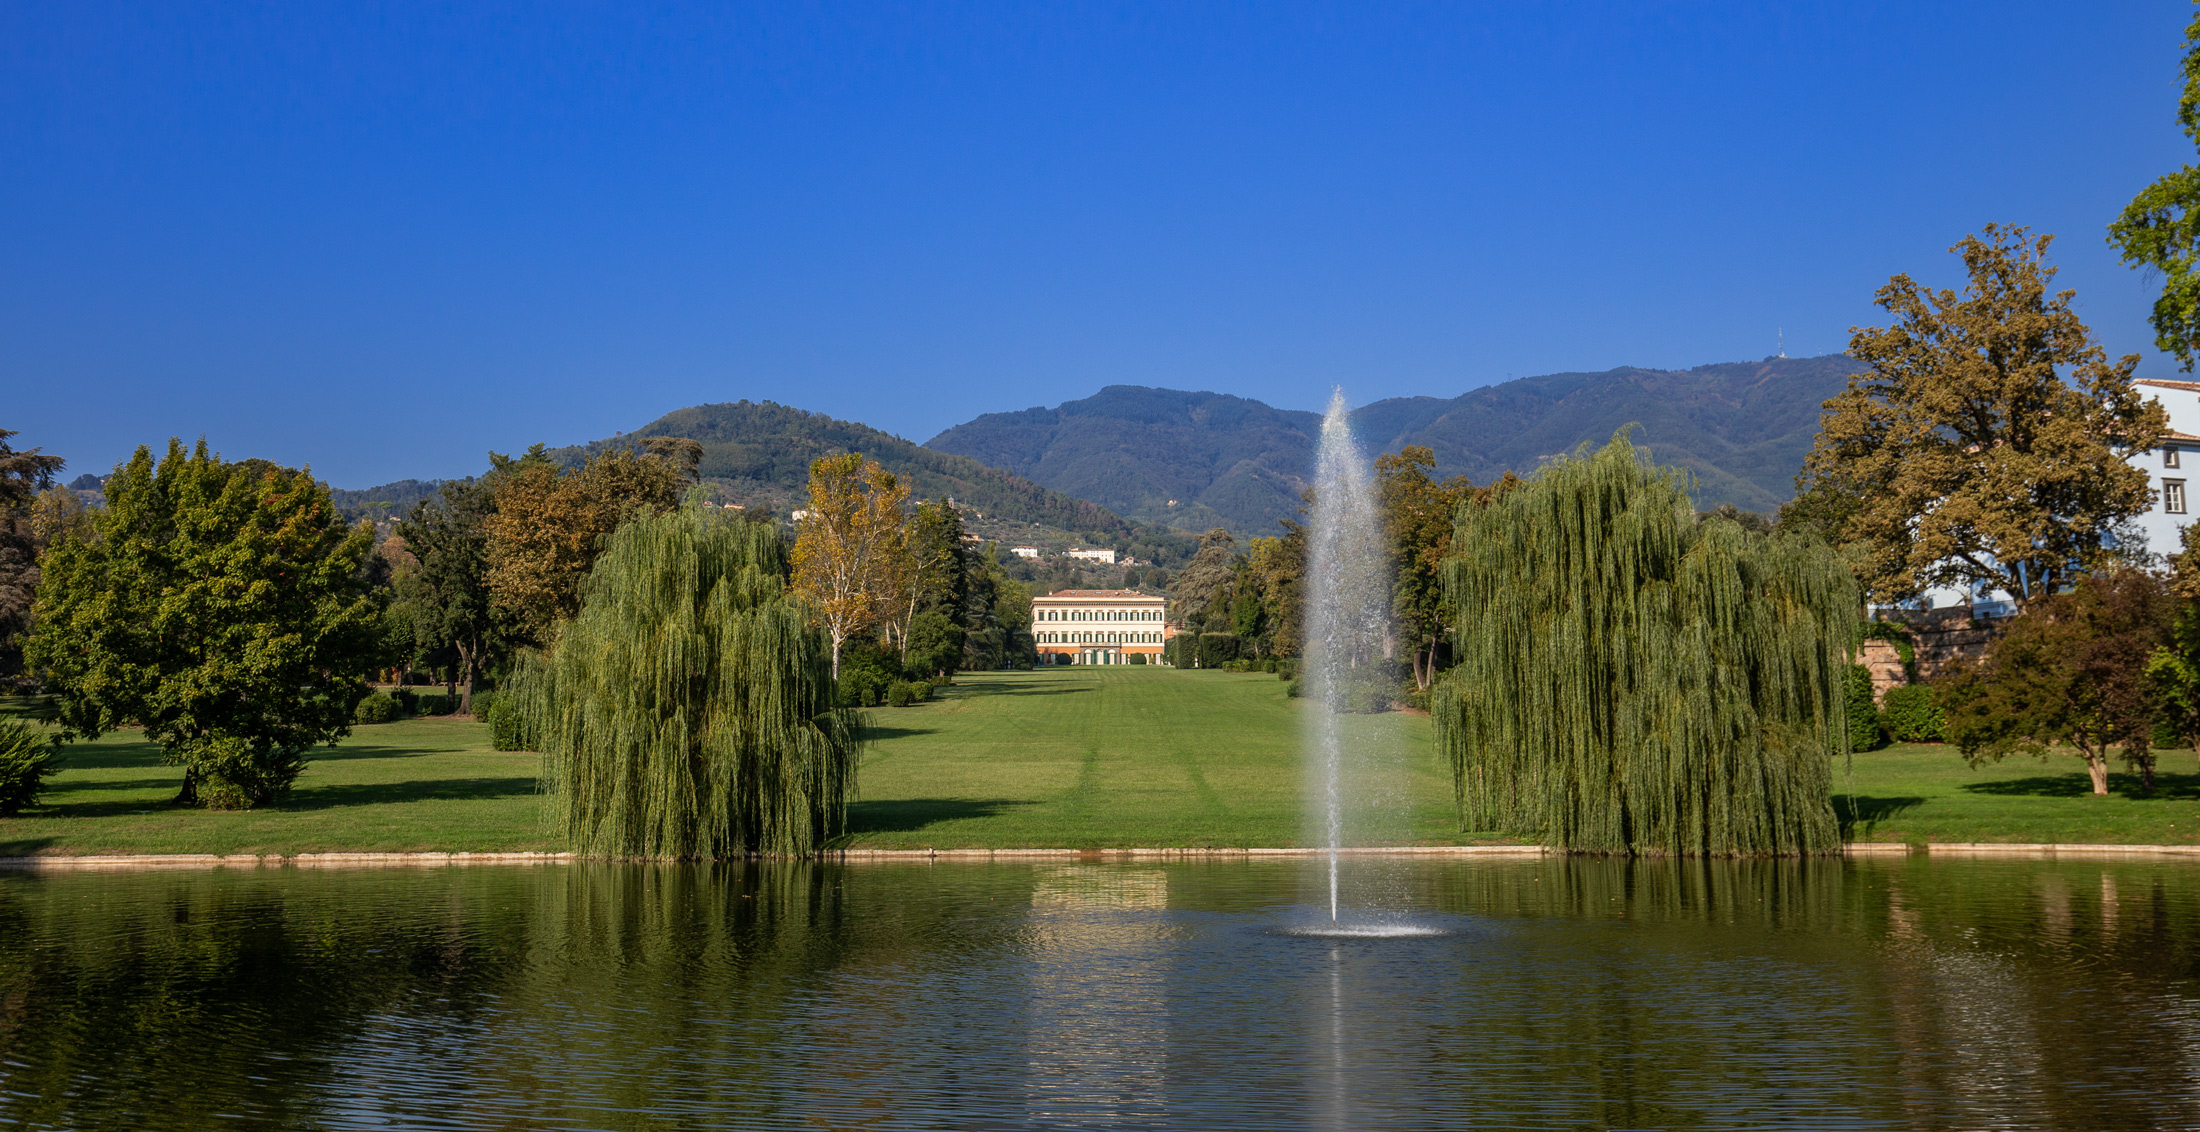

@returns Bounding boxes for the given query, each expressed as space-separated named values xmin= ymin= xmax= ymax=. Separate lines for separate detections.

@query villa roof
xmin=2170 ymin=429 xmax=2200 ymax=443
xmin=1037 ymin=589 xmax=1157 ymax=599
xmin=2139 ymin=378 xmax=2200 ymax=393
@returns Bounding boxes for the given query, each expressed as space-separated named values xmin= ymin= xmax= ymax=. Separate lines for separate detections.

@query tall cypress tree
xmin=1434 ymin=435 xmax=1855 ymax=856
xmin=517 ymin=508 xmax=859 ymax=858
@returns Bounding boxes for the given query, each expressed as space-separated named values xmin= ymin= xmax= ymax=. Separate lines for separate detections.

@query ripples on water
xmin=2 ymin=856 xmax=2199 ymax=1130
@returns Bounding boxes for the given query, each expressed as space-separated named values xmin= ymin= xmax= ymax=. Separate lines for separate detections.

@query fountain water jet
xmin=1303 ymin=389 xmax=1393 ymax=922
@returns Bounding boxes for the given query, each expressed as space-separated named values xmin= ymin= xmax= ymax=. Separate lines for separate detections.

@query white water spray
xmin=1304 ymin=389 xmax=1392 ymax=922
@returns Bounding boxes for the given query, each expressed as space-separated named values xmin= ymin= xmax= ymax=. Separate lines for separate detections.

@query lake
xmin=2 ymin=855 xmax=2197 ymax=1130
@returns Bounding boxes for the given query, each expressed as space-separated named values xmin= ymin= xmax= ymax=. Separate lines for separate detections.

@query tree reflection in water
xmin=0 ymin=856 xmax=2196 ymax=1130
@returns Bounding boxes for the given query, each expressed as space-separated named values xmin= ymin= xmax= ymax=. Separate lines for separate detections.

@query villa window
xmin=2169 ymin=479 xmax=2189 ymax=515
xmin=2170 ymin=446 xmax=2184 ymax=469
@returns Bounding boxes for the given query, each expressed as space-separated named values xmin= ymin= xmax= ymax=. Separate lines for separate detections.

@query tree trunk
xmin=2085 ymin=747 xmax=2110 ymax=796
xmin=456 ymin=638 xmax=477 ymax=716
xmin=830 ymin=631 xmax=844 ymax=680
xmin=174 ymin=767 xmax=199 ymax=807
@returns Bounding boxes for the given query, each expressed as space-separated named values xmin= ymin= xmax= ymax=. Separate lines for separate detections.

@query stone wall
xmin=1868 ymin=608 xmax=2011 ymax=693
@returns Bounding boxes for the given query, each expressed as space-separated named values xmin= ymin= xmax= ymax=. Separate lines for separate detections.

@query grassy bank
xmin=1837 ymin=743 xmax=2200 ymax=845
xmin=4 ymin=673 xmax=2200 ymax=855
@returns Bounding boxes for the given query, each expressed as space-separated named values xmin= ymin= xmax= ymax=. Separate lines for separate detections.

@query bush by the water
xmin=354 ymin=691 xmax=404 ymax=724
xmin=1846 ymin=665 xmax=1885 ymax=752
xmin=1878 ymin=684 xmax=1944 ymax=743
xmin=0 ymin=722 xmax=56 ymax=816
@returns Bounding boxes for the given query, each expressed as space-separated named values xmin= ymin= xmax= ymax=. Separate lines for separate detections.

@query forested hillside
xmin=548 ymin=401 xmax=1199 ymax=565
xmin=925 ymin=354 xmax=1863 ymax=535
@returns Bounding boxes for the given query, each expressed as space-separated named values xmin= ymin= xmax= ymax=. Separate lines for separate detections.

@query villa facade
xmin=1031 ymin=589 xmax=1171 ymax=665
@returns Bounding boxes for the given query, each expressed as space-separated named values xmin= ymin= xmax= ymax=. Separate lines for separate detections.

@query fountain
xmin=1302 ymin=388 xmax=1395 ymax=924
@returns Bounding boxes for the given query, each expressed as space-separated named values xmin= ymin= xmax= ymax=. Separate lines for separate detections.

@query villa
xmin=1030 ymin=588 xmax=1172 ymax=665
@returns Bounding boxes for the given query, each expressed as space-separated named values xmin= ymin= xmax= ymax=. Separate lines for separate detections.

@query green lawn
xmin=1836 ymin=742 xmax=2200 ymax=846
xmin=838 ymin=668 xmax=1464 ymax=848
xmin=0 ymin=714 xmax=554 ymax=857
xmin=4 ymin=674 xmax=2200 ymax=855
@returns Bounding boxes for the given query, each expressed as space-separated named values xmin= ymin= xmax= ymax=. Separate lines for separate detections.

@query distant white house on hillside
xmin=1010 ymin=546 xmax=1041 ymax=559
xmin=1066 ymin=547 xmax=1117 ymax=565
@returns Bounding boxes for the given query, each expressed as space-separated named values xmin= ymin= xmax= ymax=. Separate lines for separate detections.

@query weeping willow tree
xmin=1433 ymin=435 xmax=1856 ymax=856
xmin=513 ymin=508 xmax=860 ymax=858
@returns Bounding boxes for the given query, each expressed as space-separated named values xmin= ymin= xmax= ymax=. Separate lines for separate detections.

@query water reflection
xmin=1 ymin=857 xmax=2198 ymax=1130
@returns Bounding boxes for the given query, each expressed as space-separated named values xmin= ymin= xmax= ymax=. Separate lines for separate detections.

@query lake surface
xmin=3 ymin=855 xmax=2199 ymax=1130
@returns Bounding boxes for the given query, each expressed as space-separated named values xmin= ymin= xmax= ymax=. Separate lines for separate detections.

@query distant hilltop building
xmin=1031 ymin=589 xmax=1170 ymax=665
xmin=1010 ymin=546 xmax=1041 ymax=559
xmin=1065 ymin=547 xmax=1117 ymax=564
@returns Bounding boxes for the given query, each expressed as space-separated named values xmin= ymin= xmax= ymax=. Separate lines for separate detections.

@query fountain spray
xmin=1304 ymin=389 xmax=1391 ymax=923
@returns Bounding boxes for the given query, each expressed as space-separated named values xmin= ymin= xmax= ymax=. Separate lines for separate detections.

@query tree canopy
xmin=1435 ymin=435 xmax=1854 ymax=855
xmin=2109 ymin=6 xmax=2200 ymax=370
xmin=1797 ymin=225 xmax=2164 ymax=607
xmin=26 ymin=440 xmax=381 ymax=807
xmin=517 ymin=507 xmax=858 ymax=857
xmin=1940 ymin=569 xmax=2172 ymax=796
xmin=0 ymin=428 xmax=65 ymax=683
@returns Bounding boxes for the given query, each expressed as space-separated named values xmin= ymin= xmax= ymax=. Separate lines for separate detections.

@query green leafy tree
xmin=2146 ymin=523 xmax=2200 ymax=769
xmin=1168 ymin=529 xmax=1238 ymax=632
xmin=2109 ymin=7 xmax=2200 ymax=369
xmin=397 ymin=477 xmax=501 ymax=713
xmin=1797 ymin=225 xmax=2165 ymax=607
xmin=1939 ymin=569 xmax=2173 ymax=795
xmin=514 ymin=507 xmax=858 ymax=857
xmin=0 ymin=429 xmax=66 ymax=683
xmin=26 ymin=440 xmax=382 ymax=807
xmin=1244 ymin=529 xmax=1304 ymax=659
xmin=896 ymin=499 xmax=969 ymax=670
xmin=1434 ymin=435 xmax=1855 ymax=855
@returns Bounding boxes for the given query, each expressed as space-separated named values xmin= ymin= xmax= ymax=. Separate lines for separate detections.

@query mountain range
xmin=923 ymin=354 xmax=1861 ymax=536
xmin=329 ymin=352 xmax=1860 ymax=557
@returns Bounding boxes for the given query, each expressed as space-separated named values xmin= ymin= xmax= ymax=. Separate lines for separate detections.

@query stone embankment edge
xmin=2 ymin=843 xmax=2197 ymax=870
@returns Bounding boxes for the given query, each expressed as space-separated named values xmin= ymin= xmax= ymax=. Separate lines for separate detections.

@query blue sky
xmin=4 ymin=2 xmax=2195 ymax=488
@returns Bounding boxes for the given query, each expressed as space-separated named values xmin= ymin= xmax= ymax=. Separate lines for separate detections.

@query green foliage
xmin=353 ymin=693 xmax=404 ymax=725
xmin=2108 ymin=7 xmax=2200 ymax=369
xmin=395 ymin=475 xmax=501 ymax=713
xmin=1127 ymin=652 xmax=1147 ymax=665
xmin=25 ymin=439 xmax=382 ymax=808
xmin=1798 ymin=225 xmax=2163 ymax=607
xmin=0 ymin=429 xmax=67 ymax=684
xmin=0 ymin=720 xmax=55 ymax=815
xmin=1860 ymin=620 xmax=1917 ymax=675
xmin=514 ymin=508 xmax=859 ymax=857
xmin=885 ymin=679 xmax=933 ymax=707
xmin=1434 ymin=434 xmax=1855 ymax=855
xmin=1939 ymin=569 xmax=2174 ymax=794
xmin=1169 ymin=529 xmax=1239 ymax=631
xmin=483 ymin=695 xmax=528 ymax=752
xmin=1846 ymin=666 xmax=1885 ymax=753
xmin=902 ymin=610 xmax=964 ymax=680
xmin=1195 ymin=632 xmax=1240 ymax=670
xmin=1878 ymin=684 xmax=1944 ymax=744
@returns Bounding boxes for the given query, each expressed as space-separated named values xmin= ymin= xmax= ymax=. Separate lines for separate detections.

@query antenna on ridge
xmin=1777 ymin=328 xmax=1788 ymax=359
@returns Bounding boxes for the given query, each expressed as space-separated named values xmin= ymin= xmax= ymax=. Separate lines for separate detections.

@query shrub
xmin=1846 ymin=665 xmax=1885 ymax=752
xmin=1196 ymin=633 xmax=1241 ymax=670
xmin=354 ymin=692 xmax=404 ymax=725
xmin=392 ymin=688 xmax=419 ymax=716
xmin=885 ymin=679 xmax=934 ymax=707
xmin=1401 ymin=689 xmax=1432 ymax=713
xmin=836 ymin=668 xmax=887 ymax=708
xmin=1128 ymin=653 xmax=1147 ymax=665
xmin=487 ymin=698 xmax=528 ymax=751
xmin=0 ymin=723 xmax=56 ymax=816
xmin=1879 ymin=684 xmax=1944 ymax=743
xmin=470 ymin=691 xmax=498 ymax=722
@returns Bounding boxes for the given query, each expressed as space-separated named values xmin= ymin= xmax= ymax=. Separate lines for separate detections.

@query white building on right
xmin=2129 ymin=378 xmax=2200 ymax=560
